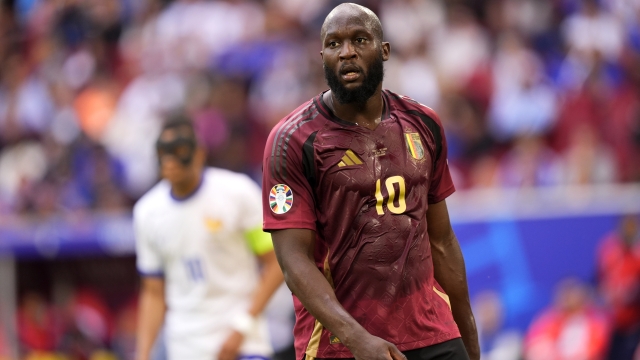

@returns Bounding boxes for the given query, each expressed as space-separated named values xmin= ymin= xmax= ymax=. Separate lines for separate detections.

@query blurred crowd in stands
xmin=1 ymin=0 xmax=640 ymax=359
xmin=474 ymin=215 xmax=640 ymax=360
xmin=1 ymin=0 xmax=640 ymax=216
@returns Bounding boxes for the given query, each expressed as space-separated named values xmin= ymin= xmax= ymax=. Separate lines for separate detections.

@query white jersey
xmin=134 ymin=168 xmax=272 ymax=360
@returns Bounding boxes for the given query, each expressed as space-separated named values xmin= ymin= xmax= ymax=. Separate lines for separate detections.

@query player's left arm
xmin=253 ymin=253 xmax=285 ymax=319
xmin=240 ymin=176 xmax=285 ymax=320
xmin=427 ymin=200 xmax=480 ymax=360
xmin=246 ymin=227 xmax=285 ymax=319
xmin=218 ymin=177 xmax=284 ymax=360
xmin=219 ymin=229 xmax=283 ymax=360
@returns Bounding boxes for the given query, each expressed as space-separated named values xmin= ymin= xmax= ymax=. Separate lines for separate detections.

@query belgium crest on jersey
xmin=405 ymin=132 xmax=425 ymax=160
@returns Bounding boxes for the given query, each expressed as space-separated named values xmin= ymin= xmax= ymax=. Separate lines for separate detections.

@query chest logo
xmin=269 ymin=184 xmax=293 ymax=214
xmin=337 ymin=149 xmax=364 ymax=167
xmin=204 ymin=218 xmax=223 ymax=232
xmin=405 ymin=132 xmax=425 ymax=160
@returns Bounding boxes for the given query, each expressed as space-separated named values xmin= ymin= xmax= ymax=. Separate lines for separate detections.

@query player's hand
xmin=217 ymin=330 xmax=244 ymax=360
xmin=348 ymin=334 xmax=406 ymax=360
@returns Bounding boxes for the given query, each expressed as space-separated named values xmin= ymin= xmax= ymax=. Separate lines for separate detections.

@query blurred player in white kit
xmin=134 ymin=115 xmax=284 ymax=360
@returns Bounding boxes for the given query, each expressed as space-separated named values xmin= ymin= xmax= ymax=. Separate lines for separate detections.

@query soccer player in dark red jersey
xmin=262 ymin=3 xmax=480 ymax=360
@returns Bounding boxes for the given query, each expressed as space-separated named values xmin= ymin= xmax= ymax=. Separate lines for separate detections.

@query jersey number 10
xmin=375 ymin=176 xmax=407 ymax=215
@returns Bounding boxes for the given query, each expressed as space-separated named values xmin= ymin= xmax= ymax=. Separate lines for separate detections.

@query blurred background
xmin=0 ymin=0 xmax=639 ymax=359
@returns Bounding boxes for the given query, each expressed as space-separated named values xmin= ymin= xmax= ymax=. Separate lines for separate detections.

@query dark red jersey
xmin=262 ymin=90 xmax=460 ymax=359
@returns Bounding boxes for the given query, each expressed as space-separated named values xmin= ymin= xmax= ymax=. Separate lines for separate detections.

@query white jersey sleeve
xmin=234 ymin=175 xmax=273 ymax=256
xmin=134 ymin=202 xmax=164 ymax=276
xmin=237 ymin=176 xmax=264 ymax=232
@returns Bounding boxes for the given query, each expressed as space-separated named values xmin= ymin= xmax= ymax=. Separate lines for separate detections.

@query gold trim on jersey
xmin=305 ymin=252 xmax=337 ymax=358
xmin=323 ymin=252 xmax=336 ymax=287
xmin=337 ymin=149 xmax=363 ymax=167
xmin=433 ymin=286 xmax=452 ymax=311
xmin=306 ymin=320 xmax=323 ymax=359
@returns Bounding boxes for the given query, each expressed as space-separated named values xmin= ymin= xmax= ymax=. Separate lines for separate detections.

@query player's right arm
xmin=133 ymin=201 xmax=167 ymax=360
xmin=135 ymin=276 xmax=166 ymax=360
xmin=271 ymin=229 xmax=405 ymax=360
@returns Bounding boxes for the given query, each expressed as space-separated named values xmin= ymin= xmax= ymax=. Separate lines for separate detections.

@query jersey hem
xmin=305 ymin=333 xmax=461 ymax=359
xmin=137 ymin=269 xmax=164 ymax=277
xmin=263 ymin=221 xmax=316 ymax=232
xmin=395 ymin=334 xmax=461 ymax=351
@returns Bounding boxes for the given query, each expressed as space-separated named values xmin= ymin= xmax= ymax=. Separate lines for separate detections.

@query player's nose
xmin=339 ymin=40 xmax=357 ymax=60
xmin=159 ymin=155 xmax=182 ymax=170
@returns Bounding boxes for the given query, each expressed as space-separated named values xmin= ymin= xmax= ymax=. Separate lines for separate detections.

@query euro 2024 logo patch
xmin=269 ymin=184 xmax=293 ymax=214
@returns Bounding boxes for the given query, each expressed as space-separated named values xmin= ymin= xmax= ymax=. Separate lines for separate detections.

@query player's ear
xmin=382 ymin=42 xmax=390 ymax=61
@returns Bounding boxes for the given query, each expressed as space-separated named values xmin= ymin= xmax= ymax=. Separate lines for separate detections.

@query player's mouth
xmin=340 ymin=65 xmax=362 ymax=82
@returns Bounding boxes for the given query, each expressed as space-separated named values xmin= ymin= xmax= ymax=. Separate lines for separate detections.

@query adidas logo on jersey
xmin=337 ymin=150 xmax=363 ymax=167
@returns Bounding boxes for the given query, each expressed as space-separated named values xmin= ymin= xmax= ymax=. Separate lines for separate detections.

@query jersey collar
xmin=170 ymin=172 xmax=204 ymax=202
xmin=315 ymin=90 xmax=391 ymax=127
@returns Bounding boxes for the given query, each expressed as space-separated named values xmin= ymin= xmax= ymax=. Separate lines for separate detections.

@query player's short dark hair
xmin=160 ymin=113 xmax=196 ymax=140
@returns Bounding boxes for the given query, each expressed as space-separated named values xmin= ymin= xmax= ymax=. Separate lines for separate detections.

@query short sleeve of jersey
xmin=235 ymin=174 xmax=274 ymax=255
xmin=133 ymin=204 xmax=164 ymax=277
xmin=262 ymin=122 xmax=317 ymax=231
xmin=426 ymin=110 xmax=455 ymax=204
xmin=237 ymin=175 xmax=267 ymax=231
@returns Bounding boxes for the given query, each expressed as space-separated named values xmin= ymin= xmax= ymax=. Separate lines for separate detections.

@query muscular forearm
xmin=271 ymin=229 xmax=405 ymax=360
xmin=280 ymin=252 xmax=367 ymax=347
xmin=431 ymin=233 xmax=479 ymax=360
xmin=136 ymin=287 xmax=166 ymax=360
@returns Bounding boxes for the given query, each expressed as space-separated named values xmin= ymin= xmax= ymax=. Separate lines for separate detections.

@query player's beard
xmin=324 ymin=51 xmax=384 ymax=106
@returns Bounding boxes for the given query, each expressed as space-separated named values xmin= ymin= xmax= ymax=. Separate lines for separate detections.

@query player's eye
xmin=328 ymin=41 xmax=338 ymax=48
xmin=356 ymin=37 xmax=366 ymax=43
xmin=174 ymin=145 xmax=190 ymax=157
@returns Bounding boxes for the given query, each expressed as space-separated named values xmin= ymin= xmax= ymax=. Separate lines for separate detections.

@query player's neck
xmin=326 ymin=88 xmax=384 ymax=130
xmin=171 ymin=170 xmax=202 ymax=199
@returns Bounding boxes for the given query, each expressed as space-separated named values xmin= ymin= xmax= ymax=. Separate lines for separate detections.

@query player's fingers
xmin=388 ymin=344 xmax=407 ymax=360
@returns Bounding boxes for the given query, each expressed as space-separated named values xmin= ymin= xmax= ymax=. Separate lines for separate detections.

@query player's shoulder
xmin=267 ymin=95 xmax=325 ymax=144
xmin=204 ymin=167 xmax=259 ymax=192
xmin=205 ymin=167 xmax=254 ymax=184
xmin=384 ymin=89 xmax=443 ymax=125
xmin=134 ymin=180 xmax=171 ymax=218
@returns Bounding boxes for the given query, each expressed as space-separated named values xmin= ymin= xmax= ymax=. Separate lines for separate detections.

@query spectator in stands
xmin=489 ymin=31 xmax=557 ymax=142
xmin=498 ymin=135 xmax=564 ymax=187
xmin=17 ymin=292 xmax=60 ymax=356
xmin=597 ymin=215 xmax=640 ymax=360
xmin=57 ymin=288 xmax=113 ymax=358
xmin=524 ymin=278 xmax=610 ymax=360
xmin=473 ymin=290 xmax=522 ymax=360
xmin=561 ymin=123 xmax=618 ymax=185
